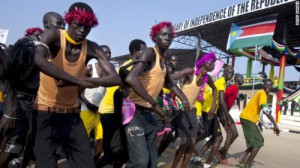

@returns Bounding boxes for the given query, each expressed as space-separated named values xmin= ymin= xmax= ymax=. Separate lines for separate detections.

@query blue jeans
xmin=125 ymin=105 xmax=157 ymax=168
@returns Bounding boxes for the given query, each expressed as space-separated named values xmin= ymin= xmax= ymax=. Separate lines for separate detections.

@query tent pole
xmin=252 ymin=44 xmax=258 ymax=97
xmin=246 ymin=58 xmax=252 ymax=78
xmin=231 ymin=55 xmax=235 ymax=68
xmin=269 ymin=64 xmax=274 ymax=81
xmin=275 ymin=21 xmax=288 ymax=123
xmin=275 ymin=54 xmax=286 ymax=123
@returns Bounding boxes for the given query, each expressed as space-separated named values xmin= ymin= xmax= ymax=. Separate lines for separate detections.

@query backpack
xmin=9 ymin=35 xmax=40 ymax=94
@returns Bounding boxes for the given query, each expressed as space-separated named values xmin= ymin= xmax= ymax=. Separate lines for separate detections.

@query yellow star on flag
xmin=231 ymin=31 xmax=237 ymax=37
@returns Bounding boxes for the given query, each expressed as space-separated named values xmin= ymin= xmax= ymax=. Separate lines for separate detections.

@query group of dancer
xmin=0 ymin=2 xmax=280 ymax=168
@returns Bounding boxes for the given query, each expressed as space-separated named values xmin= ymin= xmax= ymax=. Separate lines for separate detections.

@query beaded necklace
xmin=196 ymin=73 xmax=209 ymax=101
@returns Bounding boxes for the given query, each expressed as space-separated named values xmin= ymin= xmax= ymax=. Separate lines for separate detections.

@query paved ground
xmin=157 ymin=125 xmax=300 ymax=168
xmin=22 ymin=105 xmax=300 ymax=167
xmin=157 ymin=106 xmax=300 ymax=168
xmin=26 ymin=124 xmax=300 ymax=168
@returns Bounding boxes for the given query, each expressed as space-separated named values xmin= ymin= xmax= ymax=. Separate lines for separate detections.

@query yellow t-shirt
xmin=195 ymin=100 xmax=202 ymax=116
xmin=202 ymin=77 xmax=226 ymax=113
xmin=162 ymin=87 xmax=171 ymax=94
xmin=240 ymin=90 xmax=267 ymax=123
xmin=195 ymin=85 xmax=211 ymax=116
xmin=98 ymin=59 xmax=133 ymax=114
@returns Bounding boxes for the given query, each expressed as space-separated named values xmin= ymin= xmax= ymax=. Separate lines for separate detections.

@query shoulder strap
xmin=91 ymin=63 xmax=98 ymax=77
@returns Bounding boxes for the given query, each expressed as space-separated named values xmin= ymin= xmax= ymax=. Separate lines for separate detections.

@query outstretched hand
xmin=207 ymin=111 xmax=214 ymax=120
xmin=87 ymin=103 xmax=99 ymax=113
xmin=181 ymin=100 xmax=190 ymax=112
xmin=153 ymin=105 xmax=170 ymax=123
xmin=273 ymin=126 xmax=280 ymax=136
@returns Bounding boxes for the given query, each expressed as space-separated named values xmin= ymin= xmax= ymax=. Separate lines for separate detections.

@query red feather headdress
xmin=24 ymin=27 xmax=44 ymax=37
xmin=64 ymin=7 xmax=98 ymax=27
xmin=150 ymin=21 xmax=176 ymax=42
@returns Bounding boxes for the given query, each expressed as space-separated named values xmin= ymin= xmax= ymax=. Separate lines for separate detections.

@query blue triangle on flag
xmin=227 ymin=23 xmax=243 ymax=50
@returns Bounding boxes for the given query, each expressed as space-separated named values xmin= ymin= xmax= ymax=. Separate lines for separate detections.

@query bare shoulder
xmin=40 ymin=29 xmax=60 ymax=44
xmin=182 ymin=67 xmax=194 ymax=74
xmin=86 ymin=40 xmax=101 ymax=53
xmin=86 ymin=40 xmax=98 ymax=47
xmin=86 ymin=40 xmax=105 ymax=62
xmin=137 ymin=47 xmax=155 ymax=62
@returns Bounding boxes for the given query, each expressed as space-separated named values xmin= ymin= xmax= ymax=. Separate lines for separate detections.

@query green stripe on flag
xmin=229 ymin=35 xmax=273 ymax=50
xmin=271 ymin=39 xmax=286 ymax=52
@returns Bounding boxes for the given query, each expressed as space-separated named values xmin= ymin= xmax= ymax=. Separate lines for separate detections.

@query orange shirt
xmin=35 ymin=30 xmax=86 ymax=108
xmin=182 ymin=75 xmax=202 ymax=108
xmin=129 ymin=47 xmax=166 ymax=108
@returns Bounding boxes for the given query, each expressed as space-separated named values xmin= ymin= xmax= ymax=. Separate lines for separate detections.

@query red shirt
xmin=224 ymin=84 xmax=239 ymax=110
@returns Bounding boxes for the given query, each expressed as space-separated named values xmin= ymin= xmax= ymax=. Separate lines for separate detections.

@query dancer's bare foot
xmin=217 ymin=151 xmax=232 ymax=166
xmin=235 ymin=157 xmax=245 ymax=167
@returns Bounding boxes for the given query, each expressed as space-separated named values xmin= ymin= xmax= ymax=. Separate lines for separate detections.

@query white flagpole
xmin=252 ymin=44 xmax=258 ymax=97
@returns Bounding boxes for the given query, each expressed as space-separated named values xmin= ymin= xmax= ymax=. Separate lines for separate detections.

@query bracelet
xmin=34 ymin=41 xmax=50 ymax=54
xmin=3 ymin=114 xmax=18 ymax=120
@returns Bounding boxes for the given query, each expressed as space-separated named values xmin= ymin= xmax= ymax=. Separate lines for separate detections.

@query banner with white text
xmin=174 ymin=0 xmax=295 ymax=33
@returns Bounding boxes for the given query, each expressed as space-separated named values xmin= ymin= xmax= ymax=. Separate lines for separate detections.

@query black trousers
xmin=33 ymin=111 xmax=95 ymax=168
xmin=100 ymin=113 xmax=128 ymax=164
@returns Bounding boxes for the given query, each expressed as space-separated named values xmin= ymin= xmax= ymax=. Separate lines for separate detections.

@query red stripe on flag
xmin=240 ymin=22 xmax=276 ymax=37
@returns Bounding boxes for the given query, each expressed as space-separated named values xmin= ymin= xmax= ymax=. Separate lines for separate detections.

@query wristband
xmin=3 ymin=114 xmax=18 ymax=120
xmin=34 ymin=41 xmax=50 ymax=54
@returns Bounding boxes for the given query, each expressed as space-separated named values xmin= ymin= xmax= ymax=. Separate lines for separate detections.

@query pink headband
xmin=195 ymin=52 xmax=216 ymax=75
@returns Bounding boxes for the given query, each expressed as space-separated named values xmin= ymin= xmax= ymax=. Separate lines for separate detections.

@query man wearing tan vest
xmin=125 ymin=21 xmax=190 ymax=168
xmin=33 ymin=2 xmax=121 ymax=168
